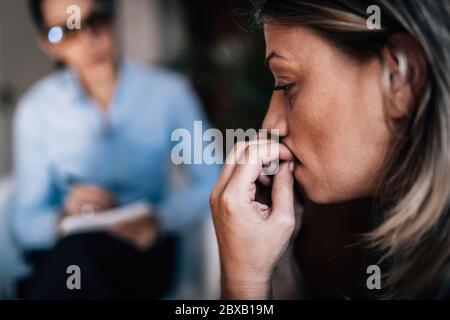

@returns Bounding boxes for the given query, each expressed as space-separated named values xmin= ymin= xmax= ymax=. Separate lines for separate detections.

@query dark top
xmin=292 ymin=197 xmax=448 ymax=299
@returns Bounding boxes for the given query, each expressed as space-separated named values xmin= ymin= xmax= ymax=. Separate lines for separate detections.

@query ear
xmin=381 ymin=33 xmax=427 ymax=120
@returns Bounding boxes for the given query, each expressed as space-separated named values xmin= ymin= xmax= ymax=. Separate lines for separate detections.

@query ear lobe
xmin=382 ymin=34 xmax=428 ymax=120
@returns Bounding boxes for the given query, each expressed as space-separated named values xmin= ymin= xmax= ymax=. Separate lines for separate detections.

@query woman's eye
xmin=274 ymin=83 xmax=296 ymax=109
xmin=274 ymin=83 xmax=295 ymax=96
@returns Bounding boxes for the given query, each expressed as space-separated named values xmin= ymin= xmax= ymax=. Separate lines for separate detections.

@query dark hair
xmin=28 ymin=0 xmax=116 ymax=33
xmin=254 ymin=0 xmax=404 ymax=60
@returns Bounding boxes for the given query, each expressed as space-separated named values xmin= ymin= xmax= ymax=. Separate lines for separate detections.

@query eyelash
xmin=274 ymin=83 xmax=297 ymax=109
xmin=274 ymin=83 xmax=295 ymax=96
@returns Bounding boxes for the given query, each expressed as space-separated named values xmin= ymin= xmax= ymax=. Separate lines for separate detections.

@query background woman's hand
xmin=62 ymin=184 xmax=158 ymax=250
xmin=108 ymin=214 xmax=160 ymax=250
xmin=210 ymin=140 xmax=297 ymax=299
xmin=63 ymin=184 xmax=117 ymax=216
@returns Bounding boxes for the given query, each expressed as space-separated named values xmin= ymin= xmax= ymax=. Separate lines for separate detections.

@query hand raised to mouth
xmin=210 ymin=139 xmax=298 ymax=300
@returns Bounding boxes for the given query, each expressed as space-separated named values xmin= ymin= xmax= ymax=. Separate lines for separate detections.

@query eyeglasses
xmin=44 ymin=10 xmax=113 ymax=45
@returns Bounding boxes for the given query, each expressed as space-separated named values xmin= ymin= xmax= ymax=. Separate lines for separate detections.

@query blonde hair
xmin=256 ymin=0 xmax=450 ymax=298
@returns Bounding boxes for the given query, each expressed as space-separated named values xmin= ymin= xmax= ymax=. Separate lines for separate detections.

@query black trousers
xmin=21 ymin=232 xmax=177 ymax=300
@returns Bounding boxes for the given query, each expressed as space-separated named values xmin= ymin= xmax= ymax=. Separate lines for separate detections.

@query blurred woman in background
xmin=211 ymin=0 xmax=450 ymax=299
xmin=13 ymin=0 xmax=218 ymax=299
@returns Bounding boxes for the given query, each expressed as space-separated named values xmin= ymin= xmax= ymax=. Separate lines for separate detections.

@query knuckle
xmin=276 ymin=215 xmax=295 ymax=230
xmin=221 ymin=189 xmax=236 ymax=212
xmin=279 ymin=174 xmax=293 ymax=187
xmin=243 ymin=145 xmax=258 ymax=164
xmin=247 ymin=144 xmax=259 ymax=155
xmin=210 ymin=189 xmax=218 ymax=207
xmin=227 ymin=142 xmax=246 ymax=164
xmin=233 ymin=141 xmax=246 ymax=155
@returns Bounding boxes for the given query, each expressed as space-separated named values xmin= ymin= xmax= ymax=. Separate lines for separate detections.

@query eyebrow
xmin=265 ymin=51 xmax=287 ymax=68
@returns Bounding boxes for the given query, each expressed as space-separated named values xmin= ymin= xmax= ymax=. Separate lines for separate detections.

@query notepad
xmin=59 ymin=201 xmax=153 ymax=236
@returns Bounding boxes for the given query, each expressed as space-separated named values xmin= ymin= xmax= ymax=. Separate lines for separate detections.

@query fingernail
xmin=289 ymin=161 xmax=295 ymax=173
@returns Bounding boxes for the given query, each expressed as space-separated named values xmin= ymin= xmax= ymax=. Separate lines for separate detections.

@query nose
xmin=81 ymin=28 xmax=99 ymax=41
xmin=262 ymin=94 xmax=289 ymax=138
xmin=78 ymin=26 xmax=104 ymax=46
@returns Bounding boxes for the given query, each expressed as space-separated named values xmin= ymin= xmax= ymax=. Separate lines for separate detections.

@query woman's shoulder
xmin=15 ymin=69 xmax=70 ymax=127
xmin=19 ymin=69 xmax=69 ymax=107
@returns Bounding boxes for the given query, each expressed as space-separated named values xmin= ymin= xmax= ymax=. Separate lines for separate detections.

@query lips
xmin=280 ymin=141 xmax=303 ymax=166
xmin=294 ymin=160 xmax=303 ymax=169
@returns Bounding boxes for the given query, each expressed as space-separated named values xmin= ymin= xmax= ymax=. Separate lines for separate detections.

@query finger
xmin=68 ymin=199 xmax=104 ymax=215
xmin=70 ymin=192 xmax=115 ymax=211
xmin=227 ymin=143 xmax=294 ymax=194
xmin=110 ymin=219 xmax=140 ymax=232
xmin=270 ymin=161 xmax=295 ymax=216
xmin=108 ymin=223 xmax=128 ymax=233
xmin=110 ymin=226 xmax=155 ymax=249
xmin=258 ymin=175 xmax=272 ymax=187
xmin=214 ymin=139 xmax=274 ymax=195
xmin=72 ymin=185 xmax=116 ymax=204
xmin=80 ymin=191 xmax=115 ymax=207
xmin=64 ymin=197 xmax=79 ymax=216
xmin=109 ymin=218 xmax=153 ymax=234
xmin=64 ymin=196 xmax=95 ymax=216
xmin=108 ymin=225 xmax=135 ymax=239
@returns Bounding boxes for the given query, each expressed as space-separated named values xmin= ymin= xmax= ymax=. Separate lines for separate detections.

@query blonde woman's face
xmin=263 ymin=24 xmax=392 ymax=203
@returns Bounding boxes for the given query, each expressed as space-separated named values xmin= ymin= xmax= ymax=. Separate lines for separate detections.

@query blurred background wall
xmin=0 ymin=0 xmax=52 ymax=176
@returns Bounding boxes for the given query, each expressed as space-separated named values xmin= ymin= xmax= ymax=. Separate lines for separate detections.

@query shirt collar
xmin=62 ymin=58 xmax=130 ymax=106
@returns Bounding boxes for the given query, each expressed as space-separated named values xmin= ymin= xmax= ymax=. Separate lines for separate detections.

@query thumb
xmin=271 ymin=161 xmax=295 ymax=216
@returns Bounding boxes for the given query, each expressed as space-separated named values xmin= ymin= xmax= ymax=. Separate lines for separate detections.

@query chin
xmin=86 ymin=53 xmax=112 ymax=67
xmin=294 ymin=166 xmax=339 ymax=204
xmin=299 ymin=185 xmax=332 ymax=204
xmin=298 ymin=178 xmax=372 ymax=205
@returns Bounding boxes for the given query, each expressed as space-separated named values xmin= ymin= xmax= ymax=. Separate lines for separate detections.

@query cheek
xmin=288 ymin=69 xmax=390 ymax=203
xmin=61 ymin=46 xmax=87 ymax=65
xmin=98 ymin=30 xmax=115 ymax=51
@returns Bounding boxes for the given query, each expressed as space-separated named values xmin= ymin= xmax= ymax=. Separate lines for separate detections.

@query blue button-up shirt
xmin=12 ymin=60 xmax=219 ymax=250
